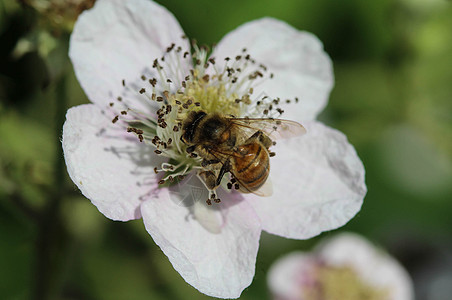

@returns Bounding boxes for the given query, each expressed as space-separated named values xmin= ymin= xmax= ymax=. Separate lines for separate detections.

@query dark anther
xmin=112 ymin=116 xmax=119 ymax=123
xmin=163 ymin=90 xmax=169 ymax=98
xmin=166 ymin=43 xmax=175 ymax=52
xmin=139 ymin=88 xmax=146 ymax=94
xmin=149 ymin=78 xmax=157 ymax=87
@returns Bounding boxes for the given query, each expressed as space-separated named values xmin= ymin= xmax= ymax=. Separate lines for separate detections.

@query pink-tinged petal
xmin=212 ymin=18 xmax=333 ymax=122
xmin=62 ymin=104 xmax=164 ymax=221
xmin=267 ymin=252 xmax=316 ymax=300
xmin=318 ymin=233 xmax=414 ymax=300
xmin=247 ymin=121 xmax=366 ymax=239
xmin=141 ymin=184 xmax=262 ymax=299
xmin=69 ymin=0 xmax=190 ymax=108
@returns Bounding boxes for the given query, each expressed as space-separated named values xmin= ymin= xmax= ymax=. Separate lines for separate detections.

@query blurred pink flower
xmin=268 ymin=233 xmax=414 ymax=300
xmin=62 ymin=0 xmax=366 ymax=298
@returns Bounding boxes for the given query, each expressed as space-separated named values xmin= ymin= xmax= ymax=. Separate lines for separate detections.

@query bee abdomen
xmin=234 ymin=143 xmax=270 ymax=191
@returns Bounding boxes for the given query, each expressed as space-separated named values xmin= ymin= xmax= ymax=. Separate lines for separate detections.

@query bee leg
xmin=216 ymin=159 xmax=231 ymax=187
xmin=198 ymin=170 xmax=218 ymax=190
xmin=201 ymin=159 xmax=221 ymax=167
xmin=185 ymin=145 xmax=196 ymax=153
xmin=247 ymin=131 xmax=272 ymax=148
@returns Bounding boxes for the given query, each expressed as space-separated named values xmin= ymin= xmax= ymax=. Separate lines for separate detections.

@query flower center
xmin=302 ymin=262 xmax=389 ymax=300
xmin=106 ymin=40 xmax=296 ymax=204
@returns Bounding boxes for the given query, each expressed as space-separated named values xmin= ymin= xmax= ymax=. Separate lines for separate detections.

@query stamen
xmin=107 ymin=40 xmax=299 ymax=206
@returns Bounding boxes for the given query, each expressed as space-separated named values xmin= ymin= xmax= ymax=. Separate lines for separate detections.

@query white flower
xmin=268 ymin=233 xmax=414 ymax=300
xmin=62 ymin=0 xmax=366 ymax=298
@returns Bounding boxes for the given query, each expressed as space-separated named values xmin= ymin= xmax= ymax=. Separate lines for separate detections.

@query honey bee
xmin=181 ymin=111 xmax=306 ymax=200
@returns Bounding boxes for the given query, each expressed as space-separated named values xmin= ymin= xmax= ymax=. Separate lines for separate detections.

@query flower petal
xmin=141 ymin=183 xmax=261 ymax=299
xmin=212 ymin=18 xmax=333 ymax=122
xmin=69 ymin=0 xmax=189 ymax=108
xmin=267 ymin=252 xmax=315 ymax=300
xmin=318 ymin=233 xmax=414 ymax=300
xmin=62 ymin=104 xmax=164 ymax=221
xmin=246 ymin=121 xmax=366 ymax=239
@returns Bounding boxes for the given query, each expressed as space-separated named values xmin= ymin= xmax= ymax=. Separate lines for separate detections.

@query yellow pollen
xmin=303 ymin=265 xmax=389 ymax=300
xmin=168 ymin=70 xmax=244 ymax=119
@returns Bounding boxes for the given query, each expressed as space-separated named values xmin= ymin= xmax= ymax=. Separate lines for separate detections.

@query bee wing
xmin=231 ymin=174 xmax=273 ymax=197
xmin=252 ymin=176 xmax=273 ymax=197
xmin=229 ymin=117 xmax=306 ymax=141
xmin=167 ymin=173 xmax=207 ymax=207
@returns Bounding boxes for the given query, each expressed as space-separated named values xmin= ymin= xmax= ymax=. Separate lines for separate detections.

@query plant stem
xmin=32 ymin=74 xmax=68 ymax=300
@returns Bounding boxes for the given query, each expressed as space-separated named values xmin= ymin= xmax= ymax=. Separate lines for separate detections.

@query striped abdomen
xmin=233 ymin=142 xmax=270 ymax=192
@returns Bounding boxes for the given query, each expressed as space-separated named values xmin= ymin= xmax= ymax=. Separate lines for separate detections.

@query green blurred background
xmin=1 ymin=0 xmax=451 ymax=299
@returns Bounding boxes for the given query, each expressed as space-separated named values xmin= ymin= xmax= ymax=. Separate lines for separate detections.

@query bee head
xmin=181 ymin=111 xmax=207 ymax=144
